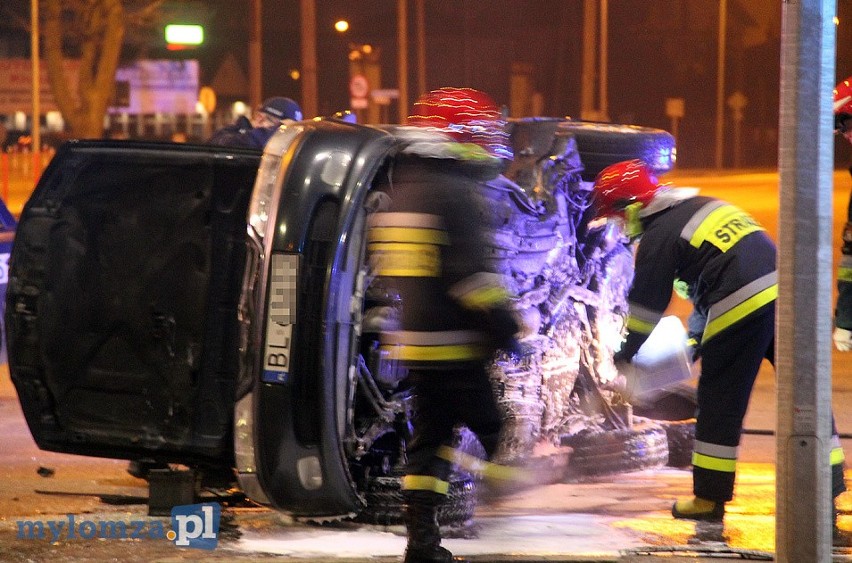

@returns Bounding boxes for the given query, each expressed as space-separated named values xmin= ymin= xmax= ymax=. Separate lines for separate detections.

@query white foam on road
xmin=234 ymin=513 xmax=641 ymax=558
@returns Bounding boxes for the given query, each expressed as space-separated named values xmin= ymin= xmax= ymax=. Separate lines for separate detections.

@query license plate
xmin=262 ymin=253 xmax=298 ymax=384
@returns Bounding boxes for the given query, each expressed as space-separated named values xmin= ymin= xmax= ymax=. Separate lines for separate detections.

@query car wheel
xmin=561 ymin=420 xmax=670 ymax=479
xmin=658 ymin=419 xmax=696 ymax=468
xmin=630 ymin=388 xmax=697 ymax=468
xmin=558 ymin=121 xmax=676 ymax=181
xmin=354 ymin=472 xmax=477 ymax=527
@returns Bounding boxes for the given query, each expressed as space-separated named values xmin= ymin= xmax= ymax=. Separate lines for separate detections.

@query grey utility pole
xmin=776 ymin=1 xmax=836 ymax=561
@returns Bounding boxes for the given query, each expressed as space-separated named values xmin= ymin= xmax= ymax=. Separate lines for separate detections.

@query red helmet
xmin=835 ymin=77 xmax=852 ymax=133
xmin=592 ymin=159 xmax=661 ymax=218
xmin=407 ymin=87 xmax=512 ymax=159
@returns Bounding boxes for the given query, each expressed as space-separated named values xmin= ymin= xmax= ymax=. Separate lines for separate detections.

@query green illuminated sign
xmin=165 ymin=24 xmax=204 ymax=46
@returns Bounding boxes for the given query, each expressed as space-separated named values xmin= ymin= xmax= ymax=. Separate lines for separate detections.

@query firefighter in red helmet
xmin=594 ymin=160 xmax=847 ymax=522
xmin=832 ymin=77 xmax=852 ymax=352
xmin=368 ymin=87 xmax=521 ymax=562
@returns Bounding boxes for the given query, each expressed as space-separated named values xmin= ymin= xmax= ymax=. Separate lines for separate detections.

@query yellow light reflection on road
xmin=608 ymin=463 xmax=852 ymax=554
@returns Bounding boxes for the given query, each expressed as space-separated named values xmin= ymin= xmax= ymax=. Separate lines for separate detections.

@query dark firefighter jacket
xmin=618 ymin=194 xmax=777 ymax=359
xmin=207 ymin=115 xmax=276 ymax=149
xmin=837 ymin=168 xmax=852 ymax=330
xmin=367 ymin=149 xmax=518 ymax=370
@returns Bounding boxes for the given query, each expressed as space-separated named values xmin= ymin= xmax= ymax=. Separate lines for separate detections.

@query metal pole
xmin=415 ymin=0 xmax=426 ymax=97
xmin=598 ymin=0 xmax=609 ymax=121
xmin=397 ymin=0 xmax=409 ymax=123
xmin=580 ymin=0 xmax=597 ymax=120
xmin=31 ymin=0 xmax=40 ymax=155
xmin=714 ymin=0 xmax=727 ymax=169
xmin=776 ymin=1 xmax=836 ymax=560
xmin=300 ymin=0 xmax=318 ymax=118
xmin=249 ymin=0 xmax=262 ymax=110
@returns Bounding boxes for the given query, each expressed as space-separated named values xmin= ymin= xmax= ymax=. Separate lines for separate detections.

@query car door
xmin=7 ymin=140 xmax=261 ymax=468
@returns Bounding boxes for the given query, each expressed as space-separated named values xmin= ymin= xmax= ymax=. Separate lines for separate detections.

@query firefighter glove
xmin=834 ymin=327 xmax=852 ymax=352
xmin=613 ymin=347 xmax=633 ymax=364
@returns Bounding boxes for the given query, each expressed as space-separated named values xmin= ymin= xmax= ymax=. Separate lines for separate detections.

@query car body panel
xmin=7 ymin=140 xmax=261 ymax=466
xmin=238 ymin=120 xmax=397 ymax=516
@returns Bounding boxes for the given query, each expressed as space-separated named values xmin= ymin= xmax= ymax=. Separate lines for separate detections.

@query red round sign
xmin=349 ymin=74 xmax=369 ymax=98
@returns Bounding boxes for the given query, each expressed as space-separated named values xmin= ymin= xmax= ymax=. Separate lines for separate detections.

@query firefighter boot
xmin=403 ymin=491 xmax=453 ymax=563
xmin=672 ymin=496 xmax=725 ymax=521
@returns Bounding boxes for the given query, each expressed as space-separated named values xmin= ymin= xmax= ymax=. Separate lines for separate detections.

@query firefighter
xmin=208 ymin=96 xmax=303 ymax=149
xmin=593 ymin=159 xmax=847 ymax=521
xmin=833 ymin=76 xmax=852 ymax=352
xmin=367 ymin=87 xmax=520 ymax=562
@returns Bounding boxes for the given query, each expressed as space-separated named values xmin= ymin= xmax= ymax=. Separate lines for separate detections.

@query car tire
xmin=558 ymin=121 xmax=676 ymax=181
xmin=561 ymin=420 xmax=670 ymax=479
xmin=629 ymin=388 xmax=697 ymax=468
xmin=659 ymin=419 xmax=696 ymax=468
xmin=354 ymin=472 xmax=477 ymax=527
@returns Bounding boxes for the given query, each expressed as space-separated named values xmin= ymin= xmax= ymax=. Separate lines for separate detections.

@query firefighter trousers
xmin=401 ymin=363 xmax=502 ymax=495
xmin=694 ymin=305 xmax=846 ymax=502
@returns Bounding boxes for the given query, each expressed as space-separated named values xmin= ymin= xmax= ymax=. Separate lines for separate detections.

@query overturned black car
xmin=6 ymin=116 xmax=690 ymax=524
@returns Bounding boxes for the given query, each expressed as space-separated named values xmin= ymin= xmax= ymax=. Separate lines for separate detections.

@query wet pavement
xmin=2 ymin=362 xmax=851 ymax=562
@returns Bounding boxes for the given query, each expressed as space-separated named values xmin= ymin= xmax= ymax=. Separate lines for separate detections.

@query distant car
xmin=6 ymin=117 xmax=682 ymax=524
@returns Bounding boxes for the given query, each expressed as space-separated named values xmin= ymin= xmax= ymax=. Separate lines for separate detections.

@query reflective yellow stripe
xmin=687 ymin=204 xmax=765 ymax=252
xmin=449 ymin=272 xmax=512 ymax=309
xmin=681 ymin=200 xmax=726 ymax=241
xmin=437 ymin=446 xmax=530 ymax=483
xmin=368 ymin=211 xmax=445 ymax=230
xmin=368 ymin=226 xmax=449 ymax=245
xmin=438 ymin=446 xmax=481 ymax=470
xmin=831 ymin=446 xmax=846 ymax=466
xmin=703 ymin=284 xmax=777 ymax=342
xmin=380 ymin=343 xmax=488 ymax=362
xmin=626 ymin=302 xmax=662 ymax=336
xmin=382 ymin=330 xmax=483 ymax=346
xmin=459 ymin=285 xmax=511 ymax=309
xmin=401 ymin=475 xmax=450 ymax=495
xmin=368 ymin=242 xmax=441 ymax=277
xmin=627 ymin=315 xmax=656 ymax=335
xmin=692 ymin=451 xmax=737 ymax=473
xmin=840 ymin=253 xmax=852 ymax=281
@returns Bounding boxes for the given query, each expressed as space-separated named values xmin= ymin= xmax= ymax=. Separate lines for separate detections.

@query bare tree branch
xmin=125 ymin=0 xmax=165 ymax=27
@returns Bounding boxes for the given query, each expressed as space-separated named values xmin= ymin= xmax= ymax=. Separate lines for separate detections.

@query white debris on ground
xmin=233 ymin=513 xmax=642 ymax=558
